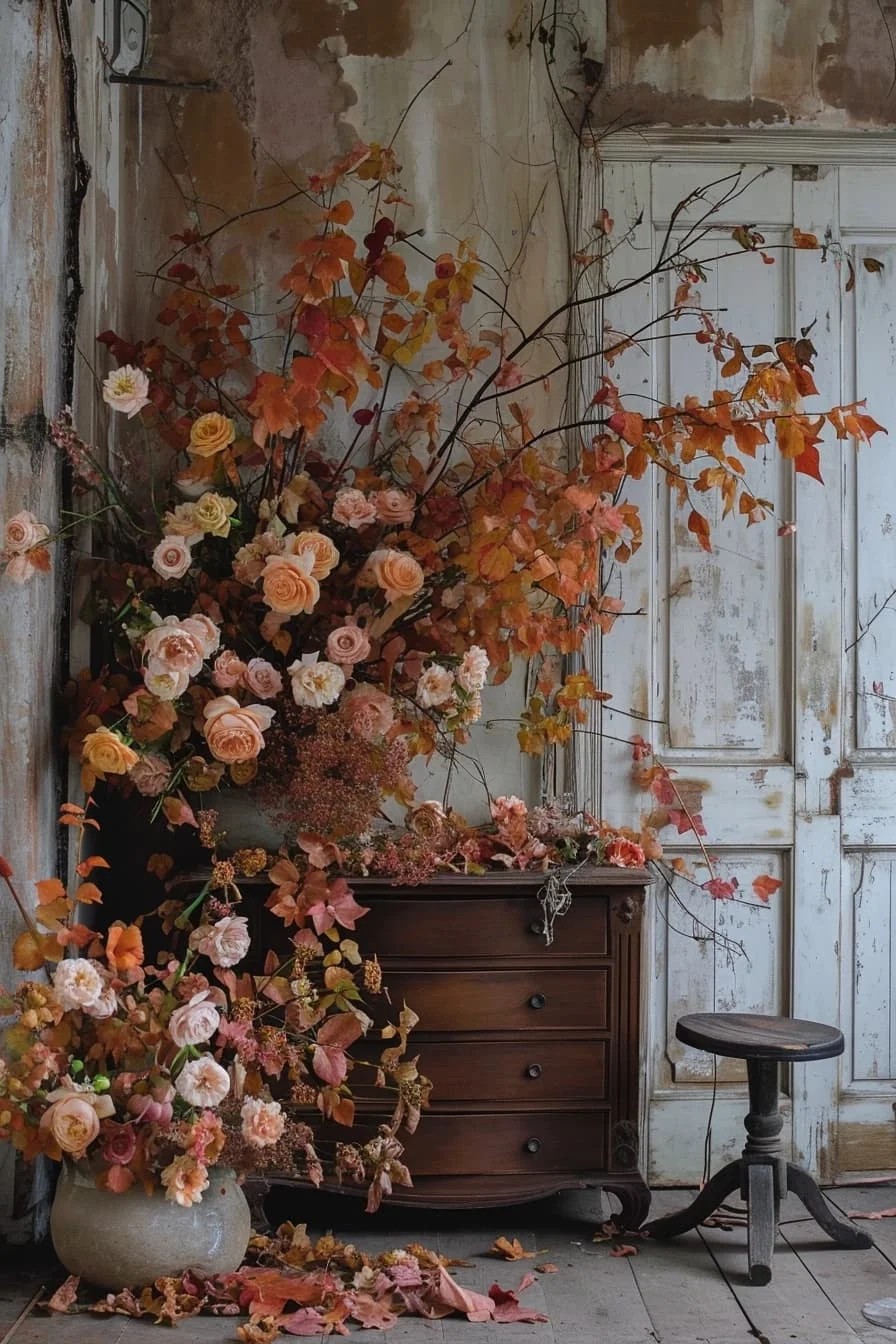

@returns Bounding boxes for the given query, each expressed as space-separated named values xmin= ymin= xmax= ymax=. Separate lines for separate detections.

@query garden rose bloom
xmin=143 ymin=617 xmax=205 ymax=677
xmin=326 ymin=624 xmax=371 ymax=666
xmin=168 ymin=990 xmax=221 ymax=1048
xmin=492 ymin=794 xmax=529 ymax=850
xmin=81 ymin=727 xmax=139 ymax=778
xmin=416 ymin=664 xmax=455 ymax=709
xmin=407 ymin=801 xmax=451 ymax=847
xmin=175 ymin=1057 xmax=230 ymax=1109
xmin=262 ymin=552 xmax=320 ymax=615
xmin=53 ymin=958 xmax=104 ymax=1012
xmin=240 ymin=1096 xmax=285 ymax=1148
xmin=161 ymin=1154 xmax=210 ymax=1207
xmin=188 ymin=412 xmax=236 ymax=458
xmin=102 ymin=365 xmax=150 ymax=418
xmin=244 ymin=658 xmax=283 ymax=700
xmin=341 ymin=684 xmax=395 ymax=740
xmin=457 ymin=645 xmax=489 ymax=693
xmin=373 ymin=488 xmax=416 ymax=526
xmin=191 ymin=914 xmax=251 ymax=968
xmin=332 ymin=488 xmax=377 ymax=529
xmin=288 ymin=658 xmax=345 ymax=708
xmin=287 ymin=530 xmax=340 ymax=579
xmin=180 ymin=614 xmax=221 ymax=659
xmin=143 ymin=666 xmax=190 ymax=701
xmin=212 ymin=650 xmax=247 ymax=689
xmin=365 ymin=548 xmax=425 ymax=603
xmin=193 ymin=491 xmax=237 ymax=537
xmin=605 ymin=836 xmax=646 ymax=868
xmin=83 ymin=986 xmax=117 ymax=1019
xmin=42 ymin=1095 xmax=102 ymax=1155
xmin=129 ymin=753 xmax=172 ymax=798
xmin=152 ymin=534 xmax=193 ymax=580
xmin=4 ymin=511 xmax=50 ymax=554
xmin=101 ymin=1122 xmax=137 ymax=1166
xmin=203 ymin=696 xmax=275 ymax=763
xmin=233 ymin=531 xmax=284 ymax=584
xmin=162 ymin=502 xmax=201 ymax=542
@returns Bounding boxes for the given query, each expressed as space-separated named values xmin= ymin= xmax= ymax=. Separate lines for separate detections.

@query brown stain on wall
xmin=837 ymin=1119 xmax=896 ymax=1173
xmin=613 ymin=0 xmax=724 ymax=62
xmin=817 ymin=0 xmax=896 ymax=123
xmin=282 ymin=0 xmax=412 ymax=60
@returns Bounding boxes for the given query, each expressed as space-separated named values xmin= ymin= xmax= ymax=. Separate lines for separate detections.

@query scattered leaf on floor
xmin=46 ymin=1277 xmax=80 ymax=1313
xmin=536 ymin=1263 xmax=559 ymax=1273
xmin=848 ymin=1207 xmax=896 ymax=1220
xmin=490 ymin=1235 xmax=542 ymax=1260
xmin=488 ymin=1272 xmax=549 ymax=1324
xmin=609 ymin=1244 xmax=639 ymax=1258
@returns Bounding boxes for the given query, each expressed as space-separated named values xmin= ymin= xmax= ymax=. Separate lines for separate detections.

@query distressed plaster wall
xmin=599 ymin=0 xmax=896 ymax=128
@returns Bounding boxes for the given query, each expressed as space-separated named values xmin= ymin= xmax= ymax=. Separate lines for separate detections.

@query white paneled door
xmin=589 ymin=136 xmax=896 ymax=1183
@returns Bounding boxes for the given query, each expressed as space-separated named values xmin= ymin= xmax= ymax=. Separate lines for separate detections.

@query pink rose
xmin=152 ymin=535 xmax=193 ymax=581
xmin=175 ymin=1057 xmax=230 ymax=1109
xmin=190 ymin=915 xmax=251 ymax=968
xmin=161 ymin=1154 xmax=209 ymax=1207
xmin=212 ymin=650 xmax=247 ymax=689
xmin=168 ymin=990 xmax=221 ymax=1047
xmin=101 ymin=1122 xmax=138 ymax=1166
xmin=143 ymin=617 xmax=205 ymax=677
xmin=326 ymin=624 xmax=371 ymax=666
xmin=341 ymin=685 xmax=395 ymax=740
xmin=128 ymin=754 xmax=172 ymax=798
xmin=244 ymin=658 xmax=283 ymax=700
xmin=180 ymin=614 xmax=221 ymax=659
xmin=457 ymin=645 xmax=489 ymax=693
xmin=4 ymin=510 xmax=50 ymax=554
xmin=127 ymin=1082 xmax=174 ymax=1126
xmin=373 ymin=489 xmax=416 ymax=526
xmin=332 ymin=488 xmax=378 ymax=530
xmin=203 ymin=696 xmax=275 ymax=763
xmin=240 ymin=1096 xmax=285 ymax=1148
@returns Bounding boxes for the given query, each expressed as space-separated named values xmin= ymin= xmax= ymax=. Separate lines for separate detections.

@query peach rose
xmin=373 ymin=488 xmax=416 ymax=526
xmin=212 ymin=650 xmax=247 ymax=689
xmin=332 ymin=488 xmax=378 ymax=530
xmin=128 ymin=754 xmax=172 ymax=797
xmin=288 ymin=658 xmax=345 ymax=708
xmin=4 ymin=511 xmax=50 ymax=554
xmin=244 ymin=658 xmax=283 ymax=700
xmin=102 ymin=365 xmax=150 ymax=418
xmin=203 ymin=696 xmax=275 ymax=763
xmin=175 ymin=1056 xmax=230 ymax=1109
xmin=143 ymin=666 xmax=190 ymax=701
xmin=82 ymin=727 xmax=139 ymax=778
xmin=240 ymin=1096 xmax=285 ymax=1148
xmin=168 ymin=990 xmax=221 ymax=1048
xmin=152 ymin=535 xmax=193 ymax=580
xmin=193 ymin=491 xmax=237 ymax=538
xmin=287 ymin=530 xmax=340 ymax=579
xmin=262 ymin=552 xmax=320 ymax=616
xmin=341 ymin=685 xmax=395 ymax=740
xmin=42 ymin=1095 xmax=102 ymax=1154
xmin=161 ymin=1154 xmax=210 ymax=1207
xmin=457 ymin=645 xmax=489 ymax=693
xmin=326 ymin=624 xmax=371 ymax=666
xmin=416 ymin=664 xmax=455 ymax=709
xmin=605 ymin=836 xmax=646 ymax=868
xmin=143 ymin=617 xmax=205 ymax=677
xmin=189 ymin=412 xmax=236 ymax=458
xmin=364 ymin=548 xmax=425 ymax=604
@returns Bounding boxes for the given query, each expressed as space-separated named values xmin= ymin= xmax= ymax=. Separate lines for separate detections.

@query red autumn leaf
xmin=488 ymin=1273 xmax=549 ymax=1324
xmin=752 ymin=874 xmax=783 ymax=903
xmin=307 ymin=878 xmax=370 ymax=934
xmin=607 ymin=410 xmax=645 ymax=446
xmin=793 ymin=441 xmax=824 ymax=483
xmin=687 ymin=509 xmax=713 ymax=553
xmin=703 ymin=876 xmax=739 ymax=900
xmin=0 ymin=855 xmax=13 ymax=879
xmin=312 ymin=1011 xmax=364 ymax=1086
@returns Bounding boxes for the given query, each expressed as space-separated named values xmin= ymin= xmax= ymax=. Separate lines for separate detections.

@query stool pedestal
xmin=643 ymin=1056 xmax=872 ymax=1284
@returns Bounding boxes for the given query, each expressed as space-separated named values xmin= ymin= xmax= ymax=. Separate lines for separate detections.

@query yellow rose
xmin=82 ymin=727 xmax=139 ymax=778
xmin=193 ymin=492 xmax=237 ymax=538
xmin=189 ymin=413 xmax=236 ymax=458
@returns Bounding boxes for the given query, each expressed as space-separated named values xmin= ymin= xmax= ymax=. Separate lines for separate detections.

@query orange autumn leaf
xmin=13 ymin=930 xmax=47 ymax=971
xmin=35 ymin=877 xmax=66 ymax=905
xmin=74 ymin=882 xmax=103 ymax=905
xmin=490 ymin=1237 xmax=541 ymax=1260
xmin=793 ymin=228 xmax=819 ymax=249
xmin=105 ymin=922 xmax=144 ymax=971
xmin=76 ymin=855 xmax=110 ymax=878
xmin=752 ymin=874 xmax=783 ymax=903
xmin=687 ymin=509 xmax=712 ymax=553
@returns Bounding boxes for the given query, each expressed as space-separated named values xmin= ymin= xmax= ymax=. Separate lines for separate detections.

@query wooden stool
xmin=641 ymin=1012 xmax=873 ymax=1284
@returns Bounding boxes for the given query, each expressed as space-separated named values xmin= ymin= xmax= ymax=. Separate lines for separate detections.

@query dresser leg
xmin=603 ymin=1176 xmax=652 ymax=1231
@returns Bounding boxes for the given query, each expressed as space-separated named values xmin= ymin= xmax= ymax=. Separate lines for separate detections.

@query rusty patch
xmin=282 ymin=0 xmax=412 ymax=59
xmin=828 ymin=762 xmax=855 ymax=816
xmin=609 ymin=0 xmax=723 ymax=62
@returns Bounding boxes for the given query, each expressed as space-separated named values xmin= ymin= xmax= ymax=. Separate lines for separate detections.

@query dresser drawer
xmin=399 ymin=1111 xmax=609 ymax=1176
xmin=414 ymin=1038 xmax=608 ymax=1104
xmin=359 ymin=896 xmax=609 ymax=960
xmin=378 ymin=968 xmax=608 ymax=1032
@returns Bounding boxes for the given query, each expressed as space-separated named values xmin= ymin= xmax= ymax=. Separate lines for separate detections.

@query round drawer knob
xmin=525 ymin=1137 xmax=542 ymax=1154
xmin=526 ymin=1063 xmax=543 ymax=1079
xmin=528 ymin=919 xmax=545 ymax=936
xmin=528 ymin=993 xmax=547 ymax=1010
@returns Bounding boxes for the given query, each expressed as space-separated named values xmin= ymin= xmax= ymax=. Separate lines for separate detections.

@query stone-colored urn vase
xmin=50 ymin=1161 xmax=252 ymax=1291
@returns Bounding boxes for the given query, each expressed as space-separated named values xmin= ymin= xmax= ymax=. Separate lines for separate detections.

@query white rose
xmin=102 ymin=365 xmax=150 ymax=418
xmin=190 ymin=915 xmax=251 ymax=968
xmin=288 ymin=658 xmax=346 ymax=708
xmin=174 ymin=1056 xmax=230 ymax=1109
xmin=416 ymin=664 xmax=455 ymax=708
xmin=180 ymin=614 xmax=221 ymax=659
xmin=53 ymin=959 xmax=105 ymax=1012
xmin=168 ymin=991 xmax=221 ymax=1048
xmin=152 ymin=535 xmax=193 ymax=581
xmin=144 ymin=664 xmax=190 ymax=701
xmin=457 ymin=645 xmax=489 ymax=693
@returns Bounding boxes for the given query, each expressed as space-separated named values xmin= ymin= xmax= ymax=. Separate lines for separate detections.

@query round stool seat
xmin=676 ymin=1012 xmax=844 ymax=1062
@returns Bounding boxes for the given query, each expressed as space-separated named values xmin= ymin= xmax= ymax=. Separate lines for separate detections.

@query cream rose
xmin=203 ymin=695 xmax=275 ymax=763
xmin=261 ymin=552 xmax=320 ymax=616
xmin=162 ymin=1154 xmax=210 ymax=1207
xmin=180 ymin=614 xmax=221 ymax=659
xmin=191 ymin=914 xmax=251 ymax=968
xmin=288 ymin=658 xmax=345 ymax=709
xmin=341 ymin=685 xmax=395 ymax=740
xmin=82 ymin=727 xmax=140 ymax=777
xmin=168 ymin=990 xmax=221 ymax=1048
xmin=326 ymin=624 xmax=371 ymax=666
xmin=193 ymin=491 xmax=237 ymax=538
xmin=53 ymin=958 xmax=105 ymax=1012
xmin=143 ymin=666 xmax=190 ymax=701
xmin=212 ymin=650 xmax=247 ymax=689
xmin=457 ymin=645 xmax=489 ymax=693
xmin=244 ymin=658 xmax=283 ymax=700
xmin=102 ymin=365 xmax=150 ymax=418
xmin=287 ymin=530 xmax=340 ymax=579
xmin=162 ymin=502 xmax=202 ymax=542
xmin=175 ymin=1056 xmax=230 ymax=1108
xmin=332 ymin=488 xmax=378 ymax=530
xmin=152 ymin=535 xmax=193 ymax=581
xmin=416 ymin=664 xmax=455 ymax=709
xmin=143 ymin=617 xmax=205 ymax=676
xmin=128 ymin=753 xmax=172 ymax=797
xmin=364 ymin=548 xmax=425 ymax=604
xmin=373 ymin=488 xmax=416 ymax=526
xmin=240 ymin=1097 xmax=285 ymax=1148
xmin=4 ymin=511 xmax=50 ymax=554
xmin=189 ymin=412 xmax=236 ymax=458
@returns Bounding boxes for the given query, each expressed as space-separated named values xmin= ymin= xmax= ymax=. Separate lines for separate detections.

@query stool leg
xmin=786 ymin=1164 xmax=874 ymax=1250
xmin=641 ymin=1160 xmax=742 ymax=1240
xmin=746 ymin=1164 xmax=777 ymax=1284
